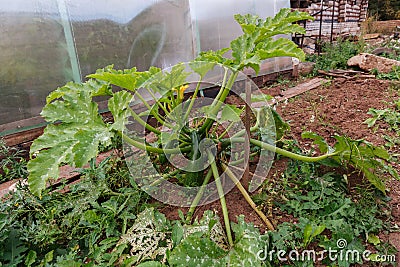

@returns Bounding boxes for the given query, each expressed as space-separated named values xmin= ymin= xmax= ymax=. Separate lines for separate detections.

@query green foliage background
xmin=368 ymin=0 xmax=400 ymax=20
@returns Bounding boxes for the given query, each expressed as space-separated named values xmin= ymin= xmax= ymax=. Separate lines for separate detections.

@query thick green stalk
xmin=217 ymin=120 xmax=238 ymax=140
xmin=230 ymin=109 xmax=261 ymax=139
xmin=224 ymin=138 xmax=340 ymax=162
xmin=121 ymin=133 xmax=191 ymax=154
xmin=207 ymin=151 xmax=233 ymax=247
xmin=199 ymin=71 xmax=239 ymax=135
xmin=209 ymin=67 xmax=229 ymax=108
xmin=186 ymin=170 xmax=213 ymax=222
xmin=135 ymin=92 xmax=172 ymax=128
xmin=229 ymin=152 xmax=258 ymax=166
xmin=145 ymin=87 xmax=170 ymax=116
xmin=147 ymin=169 xmax=181 ymax=187
xmin=221 ymin=163 xmax=275 ymax=231
xmin=183 ymin=79 xmax=203 ymax=123
xmin=130 ymin=109 xmax=161 ymax=135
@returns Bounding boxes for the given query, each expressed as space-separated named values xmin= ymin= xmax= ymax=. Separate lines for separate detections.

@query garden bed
xmin=1 ymin=75 xmax=399 ymax=266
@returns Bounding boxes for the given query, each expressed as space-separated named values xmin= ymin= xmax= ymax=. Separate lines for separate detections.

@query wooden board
xmin=251 ymin=77 xmax=328 ymax=108
xmin=278 ymin=77 xmax=328 ymax=100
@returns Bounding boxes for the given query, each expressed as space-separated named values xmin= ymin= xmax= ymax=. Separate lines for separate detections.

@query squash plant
xmin=27 ymin=9 xmax=397 ymax=247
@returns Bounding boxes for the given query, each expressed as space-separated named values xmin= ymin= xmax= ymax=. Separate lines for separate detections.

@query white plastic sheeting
xmin=0 ymin=0 xmax=290 ymax=132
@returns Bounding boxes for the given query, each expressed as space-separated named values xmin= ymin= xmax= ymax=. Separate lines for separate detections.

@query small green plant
xmin=364 ymin=103 xmax=400 ymax=152
xmin=0 ymin=156 xmax=148 ymax=266
xmin=254 ymin=148 xmax=397 ymax=266
xmin=320 ymin=78 xmax=332 ymax=88
xmin=375 ymin=66 xmax=400 ymax=80
xmin=26 ymin=9 xmax=397 ymax=249
xmin=307 ymin=38 xmax=363 ymax=74
xmin=0 ymin=139 xmax=28 ymax=183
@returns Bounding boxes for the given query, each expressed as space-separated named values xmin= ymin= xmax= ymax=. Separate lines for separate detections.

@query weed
xmin=266 ymin=75 xmax=298 ymax=90
xmin=254 ymin=152 xmax=396 ymax=266
xmin=0 ymin=139 xmax=28 ymax=183
xmin=0 ymin=156 xmax=149 ymax=266
xmin=375 ymin=66 xmax=400 ymax=81
xmin=307 ymin=39 xmax=364 ymax=74
xmin=320 ymin=78 xmax=332 ymax=88
xmin=364 ymin=102 xmax=400 ymax=152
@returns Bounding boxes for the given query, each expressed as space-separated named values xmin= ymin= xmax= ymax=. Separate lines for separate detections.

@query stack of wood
xmin=303 ymin=0 xmax=368 ymax=22
xmin=292 ymin=0 xmax=369 ymax=41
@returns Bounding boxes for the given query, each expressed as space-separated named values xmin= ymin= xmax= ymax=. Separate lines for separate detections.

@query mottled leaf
xmin=189 ymin=61 xmax=216 ymax=78
xmin=221 ymin=104 xmax=243 ymax=122
xmin=169 ymin=233 xmax=227 ymax=266
xmin=108 ymin=91 xmax=134 ymax=132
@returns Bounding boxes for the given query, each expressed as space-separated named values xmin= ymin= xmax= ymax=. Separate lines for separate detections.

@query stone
xmin=371 ymin=47 xmax=397 ymax=57
xmin=298 ymin=62 xmax=316 ymax=76
xmin=292 ymin=59 xmax=315 ymax=77
xmin=362 ymin=33 xmax=381 ymax=40
xmin=347 ymin=53 xmax=400 ymax=73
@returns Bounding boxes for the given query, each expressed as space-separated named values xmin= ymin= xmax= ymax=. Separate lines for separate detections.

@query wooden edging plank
xmin=252 ymin=77 xmax=328 ymax=108
xmin=0 ymin=150 xmax=116 ymax=199
xmin=277 ymin=77 xmax=328 ymax=100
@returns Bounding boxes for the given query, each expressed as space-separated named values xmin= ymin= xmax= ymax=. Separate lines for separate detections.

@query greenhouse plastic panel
xmin=0 ymin=0 xmax=290 ymax=134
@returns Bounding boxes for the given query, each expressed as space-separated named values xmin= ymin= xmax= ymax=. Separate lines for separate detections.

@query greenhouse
xmin=0 ymin=0 xmax=291 ymax=134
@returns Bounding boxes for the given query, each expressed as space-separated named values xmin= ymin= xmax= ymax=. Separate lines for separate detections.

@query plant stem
xmin=229 ymin=152 xmax=259 ymax=166
xmin=145 ymin=87 xmax=170 ymax=116
xmin=199 ymin=71 xmax=239 ymax=135
xmin=217 ymin=120 xmax=237 ymax=140
xmin=230 ymin=109 xmax=261 ymax=139
xmin=183 ymin=79 xmax=203 ymax=123
xmin=221 ymin=163 xmax=275 ymax=231
xmin=223 ymin=138 xmax=340 ymax=162
xmin=129 ymin=109 xmax=161 ymax=135
xmin=146 ymin=169 xmax=180 ymax=187
xmin=121 ymin=133 xmax=191 ymax=154
xmin=210 ymin=67 xmax=229 ymax=107
xmin=135 ymin=92 xmax=173 ymax=128
xmin=207 ymin=151 xmax=233 ymax=247
xmin=186 ymin=170 xmax=213 ymax=223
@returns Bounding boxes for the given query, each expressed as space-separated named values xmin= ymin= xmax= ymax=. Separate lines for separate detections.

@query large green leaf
xmin=235 ymin=9 xmax=312 ymax=38
xmin=28 ymin=81 xmax=115 ymax=197
xmin=46 ymin=79 xmax=112 ymax=104
xmin=226 ymin=216 xmax=267 ymax=267
xmin=221 ymin=104 xmax=243 ymax=122
xmin=28 ymin=123 xmax=112 ymax=197
xmin=42 ymin=93 xmax=104 ymax=124
xmin=88 ymin=65 xmax=161 ymax=91
xmin=230 ymin=33 xmax=261 ymax=72
xmin=256 ymin=38 xmax=306 ymax=62
xmin=117 ymin=208 xmax=171 ymax=265
xmin=108 ymin=91 xmax=134 ymax=132
xmin=302 ymin=132 xmax=399 ymax=193
xmin=146 ymin=63 xmax=191 ymax=95
xmin=169 ymin=232 xmax=228 ymax=266
xmin=195 ymin=48 xmax=232 ymax=67
xmin=169 ymin=214 xmax=268 ymax=267
xmin=189 ymin=61 xmax=216 ymax=78
xmin=220 ymin=9 xmax=313 ymax=72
